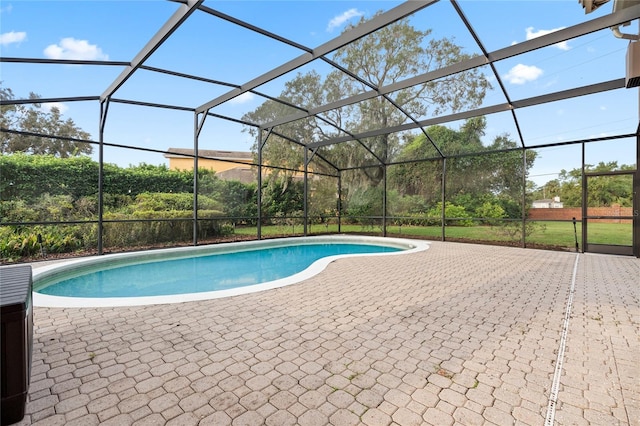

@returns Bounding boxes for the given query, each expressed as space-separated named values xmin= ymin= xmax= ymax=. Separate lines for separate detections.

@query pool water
xmin=37 ymin=243 xmax=401 ymax=298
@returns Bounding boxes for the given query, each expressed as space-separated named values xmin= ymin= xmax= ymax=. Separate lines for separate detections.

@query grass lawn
xmin=234 ymin=221 xmax=632 ymax=251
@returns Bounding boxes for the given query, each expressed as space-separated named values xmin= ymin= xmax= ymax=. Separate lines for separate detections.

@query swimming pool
xmin=33 ymin=235 xmax=429 ymax=307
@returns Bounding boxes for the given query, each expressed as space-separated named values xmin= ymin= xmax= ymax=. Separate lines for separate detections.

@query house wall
xmin=528 ymin=206 xmax=633 ymax=224
xmin=168 ymin=157 xmax=251 ymax=172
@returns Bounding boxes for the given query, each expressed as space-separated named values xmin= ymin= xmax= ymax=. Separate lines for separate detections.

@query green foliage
xmin=243 ymin=15 xmax=490 ymax=187
xmin=1 ymin=194 xmax=97 ymax=223
xmin=308 ymin=177 xmax=339 ymax=219
xmin=389 ymin=118 xmax=532 ymax=218
xmin=0 ymin=154 xmax=225 ymax=203
xmin=345 ymin=186 xmax=384 ymax=228
xmin=497 ymin=220 xmax=546 ymax=242
xmin=102 ymin=162 xmax=196 ymax=195
xmin=102 ymin=210 xmax=230 ymax=249
xmin=261 ymin=177 xmax=304 ymax=219
xmin=426 ymin=202 xmax=474 ymax=226
xmin=1 ymin=153 xmax=100 ymax=201
xmin=0 ymin=228 xmax=41 ymax=261
xmin=475 ymin=202 xmax=507 ymax=225
xmin=0 ymin=224 xmax=95 ymax=262
xmin=496 ymin=197 xmax=522 ymax=220
xmin=533 ymin=161 xmax=634 ymax=208
xmin=214 ymin=180 xmax=257 ymax=222
xmin=392 ymin=194 xmax=430 ymax=216
xmin=388 ymin=161 xmax=441 ymax=207
xmin=0 ymin=199 xmax=40 ymax=222
xmin=133 ymin=192 xmax=221 ymax=212
xmin=1 ymin=84 xmax=92 ymax=157
xmin=0 ymin=154 xmax=257 ymax=260
xmin=271 ymin=210 xmax=305 ymax=234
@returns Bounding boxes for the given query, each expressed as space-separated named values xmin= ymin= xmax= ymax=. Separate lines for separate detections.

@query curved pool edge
xmin=32 ymin=235 xmax=430 ymax=308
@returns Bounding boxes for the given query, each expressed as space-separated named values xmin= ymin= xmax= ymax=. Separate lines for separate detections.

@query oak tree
xmin=1 ymin=84 xmax=92 ymax=157
xmin=242 ymin=13 xmax=490 ymax=191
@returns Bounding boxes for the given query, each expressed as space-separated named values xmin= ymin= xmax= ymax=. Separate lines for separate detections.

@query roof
xmin=216 ymin=167 xmax=256 ymax=184
xmin=164 ymin=148 xmax=253 ymax=162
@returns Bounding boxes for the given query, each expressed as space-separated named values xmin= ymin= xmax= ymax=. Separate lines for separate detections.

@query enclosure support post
xmin=634 ymin=128 xmax=639 ymax=257
xmin=303 ymin=148 xmax=308 ymax=236
xmin=257 ymin=129 xmax=263 ymax=240
xmin=193 ymin=112 xmax=207 ymax=246
xmin=257 ymin=129 xmax=272 ymax=240
xmin=441 ymin=158 xmax=446 ymax=242
xmin=383 ymin=164 xmax=387 ymax=237
xmin=522 ymin=149 xmax=527 ymax=248
xmin=337 ymin=173 xmax=342 ymax=233
xmin=581 ymin=142 xmax=587 ymax=253
xmin=97 ymin=99 xmax=109 ymax=255
xmin=634 ymin=33 xmax=640 ymax=258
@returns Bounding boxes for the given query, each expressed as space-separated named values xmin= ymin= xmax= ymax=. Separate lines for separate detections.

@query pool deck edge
xmin=31 ymin=235 xmax=430 ymax=308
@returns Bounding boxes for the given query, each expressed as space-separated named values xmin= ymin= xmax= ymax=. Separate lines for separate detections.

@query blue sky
xmin=1 ymin=0 xmax=638 ymax=186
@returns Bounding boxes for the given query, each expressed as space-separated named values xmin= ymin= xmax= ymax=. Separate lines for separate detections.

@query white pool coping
xmin=32 ymin=235 xmax=430 ymax=308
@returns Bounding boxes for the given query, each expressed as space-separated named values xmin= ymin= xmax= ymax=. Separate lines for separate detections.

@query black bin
xmin=1 ymin=265 xmax=33 ymax=425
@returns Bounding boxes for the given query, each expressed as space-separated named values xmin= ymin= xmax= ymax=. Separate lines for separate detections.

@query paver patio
xmin=14 ymin=241 xmax=640 ymax=425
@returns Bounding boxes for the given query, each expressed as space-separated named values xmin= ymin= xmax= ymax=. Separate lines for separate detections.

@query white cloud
xmin=525 ymin=26 xmax=570 ymax=51
xmin=229 ymin=92 xmax=255 ymax=105
xmin=327 ymin=8 xmax=364 ymax=32
xmin=0 ymin=31 xmax=26 ymax=46
xmin=503 ymin=64 xmax=543 ymax=85
xmin=44 ymin=37 xmax=108 ymax=60
xmin=40 ymin=102 xmax=69 ymax=114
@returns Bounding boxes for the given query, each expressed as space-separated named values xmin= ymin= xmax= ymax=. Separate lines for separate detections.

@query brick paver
xmin=14 ymin=241 xmax=639 ymax=425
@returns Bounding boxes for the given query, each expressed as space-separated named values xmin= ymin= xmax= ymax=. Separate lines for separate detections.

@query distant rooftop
xmin=164 ymin=148 xmax=253 ymax=161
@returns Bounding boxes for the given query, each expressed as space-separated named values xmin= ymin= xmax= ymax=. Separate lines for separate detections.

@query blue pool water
xmin=37 ymin=243 xmax=401 ymax=298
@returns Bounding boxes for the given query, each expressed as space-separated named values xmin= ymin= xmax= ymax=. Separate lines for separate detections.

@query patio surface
xmin=16 ymin=241 xmax=640 ymax=425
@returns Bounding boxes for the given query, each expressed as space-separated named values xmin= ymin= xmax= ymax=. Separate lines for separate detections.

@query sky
xmin=0 ymin=0 xmax=638 ymax=187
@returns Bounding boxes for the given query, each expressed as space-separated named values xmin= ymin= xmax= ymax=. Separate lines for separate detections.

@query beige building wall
xmin=164 ymin=149 xmax=256 ymax=184
xmin=168 ymin=156 xmax=251 ymax=173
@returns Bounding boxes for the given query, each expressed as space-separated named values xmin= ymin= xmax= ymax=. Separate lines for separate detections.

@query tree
xmin=242 ymin=13 xmax=490 ymax=190
xmin=389 ymin=117 xmax=535 ymax=214
xmin=0 ymin=84 xmax=92 ymax=157
xmin=537 ymin=161 xmax=634 ymax=207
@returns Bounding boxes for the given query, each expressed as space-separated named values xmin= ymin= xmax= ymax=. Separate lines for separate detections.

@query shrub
xmin=133 ymin=192 xmax=221 ymax=212
xmin=102 ymin=209 xmax=226 ymax=248
xmin=344 ymin=187 xmax=384 ymax=229
xmin=475 ymin=202 xmax=507 ymax=225
xmin=0 ymin=224 xmax=92 ymax=262
xmin=0 ymin=228 xmax=41 ymax=261
xmin=0 ymin=200 xmax=40 ymax=223
xmin=497 ymin=220 xmax=546 ymax=242
xmin=426 ymin=202 xmax=474 ymax=226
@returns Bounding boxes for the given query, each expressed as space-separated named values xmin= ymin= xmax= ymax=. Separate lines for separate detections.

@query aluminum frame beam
xmin=0 ymin=57 xmax=129 ymax=66
xmin=0 ymin=96 xmax=99 ymax=106
xmin=110 ymin=98 xmax=195 ymax=112
xmin=195 ymin=0 xmax=439 ymax=113
xmin=262 ymin=3 xmax=640 ymax=131
xmin=307 ymin=79 xmax=626 ymax=149
xmin=197 ymin=4 xmax=312 ymax=54
xmin=451 ymin=0 xmax=526 ymax=148
xmin=100 ymin=0 xmax=204 ymax=102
